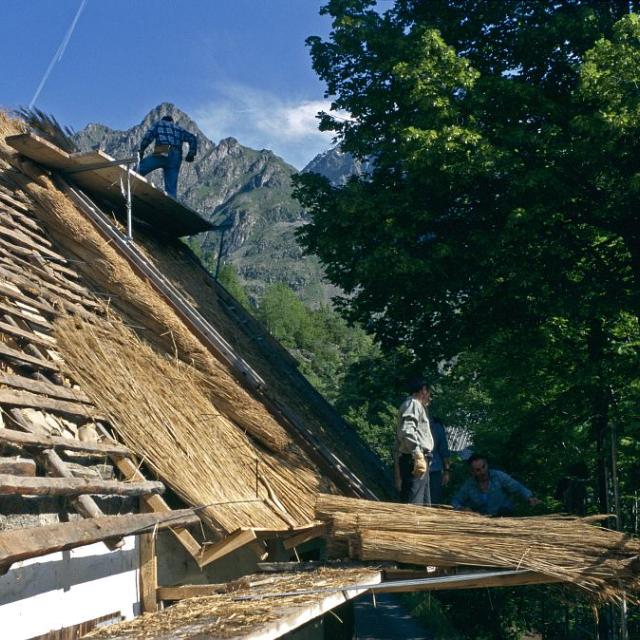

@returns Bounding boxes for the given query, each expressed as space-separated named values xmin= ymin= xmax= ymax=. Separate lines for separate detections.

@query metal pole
xmin=215 ymin=228 xmax=227 ymax=280
xmin=125 ymin=161 xmax=133 ymax=242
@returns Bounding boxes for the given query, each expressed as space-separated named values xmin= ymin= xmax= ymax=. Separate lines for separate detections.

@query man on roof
xmin=137 ymin=115 xmax=197 ymax=198
xmin=394 ymin=377 xmax=434 ymax=505
xmin=452 ymin=454 xmax=540 ymax=517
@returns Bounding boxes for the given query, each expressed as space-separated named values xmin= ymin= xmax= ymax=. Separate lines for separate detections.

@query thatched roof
xmin=0 ymin=112 xmax=387 ymax=542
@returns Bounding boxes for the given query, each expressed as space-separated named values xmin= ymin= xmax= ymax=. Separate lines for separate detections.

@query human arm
xmin=495 ymin=470 xmax=536 ymax=503
xmin=451 ymin=481 xmax=471 ymax=510
xmin=183 ymin=130 xmax=197 ymax=161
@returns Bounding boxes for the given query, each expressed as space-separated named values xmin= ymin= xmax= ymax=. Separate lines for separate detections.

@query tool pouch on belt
xmin=152 ymin=143 xmax=171 ymax=157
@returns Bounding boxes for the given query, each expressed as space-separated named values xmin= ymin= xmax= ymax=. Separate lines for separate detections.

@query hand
xmin=528 ymin=496 xmax=541 ymax=506
xmin=412 ymin=452 xmax=427 ymax=477
xmin=442 ymin=470 xmax=450 ymax=486
xmin=185 ymin=152 xmax=196 ymax=162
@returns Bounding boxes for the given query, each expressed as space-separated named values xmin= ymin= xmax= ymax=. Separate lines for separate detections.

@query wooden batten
xmin=0 ymin=509 xmax=200 ymax=568
xmin=0 ymin=318 xmax=55 ymax=348
xmin=0 ymin=427 xmax=130 ymax=456
xmin=283 ymin=523 xmax=326 ymax=550
xmin=0 ymin=388 xmax=105 ymax=420
xmin=0 ymin=341 xmax=60 ymax=372
xmin=197 ymin=528 xmax=258 ymax=568
xmin=0 ymin=457 xmax=36 ymax=476
xmin=0 ymin=373 xmax=92 ymax=404
xmin=0 ymin=473 xmax=164 ymax=497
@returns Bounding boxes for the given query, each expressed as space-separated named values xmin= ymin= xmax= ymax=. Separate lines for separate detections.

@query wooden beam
xmin=0 ymin=509 xmax=200 ymax=566
xmin=196 ymin=528 xmax=258 ymax=568
xmin=139 ymin=532 xmax=158 ymax=613
xmin=112 ymin=456 xmax=204 ymax=561
xmin=0 ymin=457 xmax=36 ymax=476
xmin=0 ymin=427 xmax=130 ymax=456
xmin=0 ymin=388 xmax=104 ymax=420
xmin=0 ymin=373 xmax=92 ymax=404
xmin=0 ymin=473 xmax=164 ymax=497
xmin=283 ymin=524 xmax=326 ymax=550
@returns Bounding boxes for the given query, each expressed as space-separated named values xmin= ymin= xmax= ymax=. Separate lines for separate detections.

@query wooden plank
xmin=0 ymin=263 xmax=101 ymax=311
xmin=0 ymin=341 xmax=59 ymax=372
xmin=139 ymin=531 xmax=158 ymax=613
xmin=5 ymin=133 xmax=74 ymax=170
xmin=0 ymin=208 xmax=52 ymax=248
xmin=283 ymin=524 xmax=326 ymax=550
xmin=0 ymin=225 xmax=70 ymax=264
xmin=0 ymin=473 xmax=164 ymax=497
xmin=0 ymin=318 xmax=55 ymax=348
xmin=0 ymin=457 xmax=36 ymax=476
xmin=7 ymin=133 xmax=215 ymax=237
xmin=0 ymin=427 xmax=131 ymax=456
xmin=0 ymin=389 xmax=104 ymax=420
xmin=0 ymin=509 xmax=200 ymax=566
xmin=0 ymin=188 xmax=31 ymax=214
xmin=0 ymin=281 xmax=56 ymax=316
xmin=0 ymin=373 xmax=91 ymax=403
xmin=197 ymin=528 xmax=258 ymax=568
xmin=0 ymin=244 xmax=88 ymax=298
xmin=112 ymin=455 xmax=204 ymax=561
xmin=0 ymin=300 xmax=53 ymax=330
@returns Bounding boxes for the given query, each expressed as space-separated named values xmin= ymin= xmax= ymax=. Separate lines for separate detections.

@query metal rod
xmin=233 ymin=569 xmax=543 ymax=602
xmin=62 ymin=156 xmax=138 ymax=175
xmin=215 ymin=228 xmax=227 ymax=280
xmin=126 ymin=161 xmax=133 ymax=241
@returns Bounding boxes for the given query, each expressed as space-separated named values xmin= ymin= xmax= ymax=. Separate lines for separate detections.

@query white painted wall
xmin=0 ymin=536 xmax=140 ymax=640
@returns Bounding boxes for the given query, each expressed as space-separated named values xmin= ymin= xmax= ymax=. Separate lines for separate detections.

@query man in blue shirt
xmin=452 ymin=454 xmax=540 ymax=516
xmin=427 ymin=417 xmax=451 ymax=505
xmin=137 ymin=115 xmax=197 ymax=198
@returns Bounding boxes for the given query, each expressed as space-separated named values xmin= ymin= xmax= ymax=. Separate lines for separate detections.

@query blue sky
xmin=0 ymin=0 xmax=341 ymax=168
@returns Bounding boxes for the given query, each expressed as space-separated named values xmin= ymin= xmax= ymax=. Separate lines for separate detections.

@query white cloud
xmin=194 ymin=83 xmax=341 ymax=169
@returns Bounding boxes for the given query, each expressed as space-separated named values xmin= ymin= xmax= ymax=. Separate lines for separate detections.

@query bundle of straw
xmin=54 ymin=314 xmax=325 ymax=533
xmin=316 ymin=494 xmax=640 ymax=603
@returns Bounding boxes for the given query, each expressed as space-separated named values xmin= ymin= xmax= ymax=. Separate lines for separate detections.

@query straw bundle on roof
xmin=316 ymin=494 xmax=640 ymax=603
xmin=54 ymin=314 xmax=325 ymax=532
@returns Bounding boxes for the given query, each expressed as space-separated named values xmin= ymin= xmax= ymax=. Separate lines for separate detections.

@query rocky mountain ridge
xmin=74 ymin=103 xmax=355 ymax=303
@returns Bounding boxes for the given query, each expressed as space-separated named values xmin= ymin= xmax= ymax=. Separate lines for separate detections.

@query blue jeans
xmin=138 ymin=148 xmax=181 ymax=198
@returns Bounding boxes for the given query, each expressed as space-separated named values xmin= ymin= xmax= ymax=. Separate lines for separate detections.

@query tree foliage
xmin=294 ymin=2 xmax=640 ymax=637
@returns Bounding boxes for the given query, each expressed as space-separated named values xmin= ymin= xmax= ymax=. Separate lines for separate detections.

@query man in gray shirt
xmin=394 ymin=378 xmax=434 ymax=505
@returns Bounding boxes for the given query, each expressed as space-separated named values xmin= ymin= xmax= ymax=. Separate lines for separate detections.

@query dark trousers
xmin=399 ymin=454 xmax=429 ymax=505
xmin=138 ymin=147 xmax=182 ymax=198
xmin=429 ymin=471 xmax=443 ymax=505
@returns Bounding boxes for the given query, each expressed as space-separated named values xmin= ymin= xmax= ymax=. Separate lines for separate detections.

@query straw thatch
xmin=316 ymin=494 xmax=640 ymax=603
xmin=0 ymin=115 xmax=303 ymax=461
xmin=54 ymin=314 xmax=327 ymax=532
xmin=85 ymin=567 xmax=381 ymax=640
